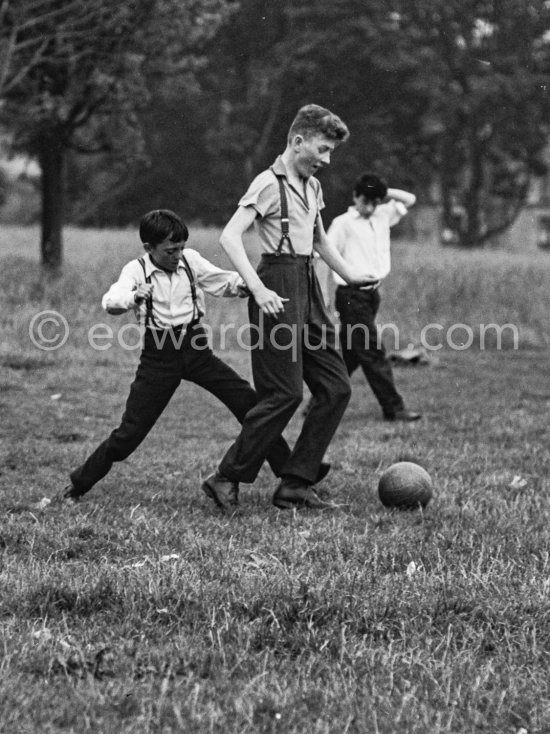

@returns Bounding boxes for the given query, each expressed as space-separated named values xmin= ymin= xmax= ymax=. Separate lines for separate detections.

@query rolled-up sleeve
xmin=238 ymin=171 xmax=279 ymax=219
xmin=101 ymin=262 xmax=140 ymax=312
xmin=186 ymin=250 xmax=244 ymax=297
xmin=386 ymin=200 xmax=408 ymax=227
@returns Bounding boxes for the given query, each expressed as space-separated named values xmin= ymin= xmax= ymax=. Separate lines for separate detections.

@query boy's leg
xmin=70 ymin=350 xmax=180 ymax=495
xmin=183 ymin=342 xmax=291 ymax=477
xmin=335 ymin=294 xmax=360 ymax=377
xmin=218 ymin=258 xmax=308 ymax=483
xmin=218 ymin=309 xmax=304 ymax=483
xmin=283 ymin=274 xmax=352 ymax=484
xmin=335 ymin=287 xmax=404 ymax=416
xmin=340 ymin=335 xmax=360 ymax=376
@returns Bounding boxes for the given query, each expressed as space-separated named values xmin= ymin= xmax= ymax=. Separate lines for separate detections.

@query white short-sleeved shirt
xmin=328 ymin=201 xmax=407 ymax=285
xmin=239 ymin=156 xmax=325 ymax=256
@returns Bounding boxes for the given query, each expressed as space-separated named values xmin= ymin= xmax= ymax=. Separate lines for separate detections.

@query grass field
xmin=1 ymin=226 xmax=550 ymax=733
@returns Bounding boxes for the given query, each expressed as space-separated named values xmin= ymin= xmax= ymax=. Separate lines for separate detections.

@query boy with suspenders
xmin=202 ymin=105 xmax=379 ymax=511
xmin=54 ymin=209 xmax=292 ymax=505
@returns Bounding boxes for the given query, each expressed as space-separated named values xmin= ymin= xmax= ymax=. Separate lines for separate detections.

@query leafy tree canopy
xmin=0 ymin=0 xmax=230 ymax=266
xmin=2 ymin=0 xmax=550 ymax=250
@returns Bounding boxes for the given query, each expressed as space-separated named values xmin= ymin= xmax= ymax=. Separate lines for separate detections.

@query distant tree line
xmin=1 ymin=0 xmax=550 ymax=267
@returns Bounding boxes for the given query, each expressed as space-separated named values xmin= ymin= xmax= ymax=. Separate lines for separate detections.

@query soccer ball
xmin=378 ymin=461 xmax=433 ymax=509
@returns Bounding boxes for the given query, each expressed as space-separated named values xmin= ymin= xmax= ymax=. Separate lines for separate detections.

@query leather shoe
xmin=273 ymin=480 xmax=340 ymax=510
xmin=201 ymin=472 xmax=240 ymax=514
xmin=53 ymin=484 xmax=81 ymax=504
xmin=384 ymin=409 xmax=422 ymax=422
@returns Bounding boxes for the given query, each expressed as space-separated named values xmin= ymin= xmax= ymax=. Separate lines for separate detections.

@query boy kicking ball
xmin=49 ymin=209 xmax=291 ymax=511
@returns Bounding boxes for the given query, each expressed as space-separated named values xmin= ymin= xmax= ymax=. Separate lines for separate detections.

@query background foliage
xmin=75 ymin=0 xmax=550 ymax=242
xmin=1 ymin=0 xmax=550 ymax=264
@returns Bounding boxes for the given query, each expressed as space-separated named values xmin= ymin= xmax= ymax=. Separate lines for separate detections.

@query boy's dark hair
xmin=139 ymin=209 xmax=189 ymax=246
xmin=288 ymin=104 xmax=349 ymax=144
xmin=354 ymin=173 xmax=388 ymax=202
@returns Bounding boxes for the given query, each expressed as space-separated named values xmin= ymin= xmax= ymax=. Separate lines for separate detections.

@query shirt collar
xmin=142 ymin=252 xmax=186 ymax=277
xmin=349 ymin=205 xmax=378 ymax=222
xmin=271 ymin=155 xmax=318 ymax=209
xmin=271 ymin=155 xmax=315 ymax=185
xmin=271 ymin=155 xmax=288 ymax=179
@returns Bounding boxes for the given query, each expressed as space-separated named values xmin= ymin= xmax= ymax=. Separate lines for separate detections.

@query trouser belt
xmin=337 ymin=282 xmax=380 ymax=292
xmin=261 ymin=253 xmax=313 ymax=263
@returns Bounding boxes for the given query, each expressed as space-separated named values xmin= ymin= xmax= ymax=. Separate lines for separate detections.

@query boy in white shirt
xmin=328 ymin=173 xmax=421 ymax=421
xmin=54 ymin=209 xmax=291 ymax=506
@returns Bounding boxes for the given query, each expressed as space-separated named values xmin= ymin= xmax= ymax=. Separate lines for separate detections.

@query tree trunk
xmin=38 ymin=130 xmax=65 ymax=270
xmin=243 ymin=70 xmax=286 ymax=182
xmin=440 ymin=132 xmax=465 ymax=246
xmin=463 ymin=130 xmax=485 ymax=247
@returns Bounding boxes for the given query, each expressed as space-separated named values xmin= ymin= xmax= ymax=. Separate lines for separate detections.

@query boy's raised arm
xmin=386 ymin=188 xmax=416 ymax=209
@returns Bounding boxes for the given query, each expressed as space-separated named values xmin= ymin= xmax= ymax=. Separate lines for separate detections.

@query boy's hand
xmin=134 ymin=283 xmax=153 ymax=304
xmin=252 ymin=285 xmax=289 ymax=315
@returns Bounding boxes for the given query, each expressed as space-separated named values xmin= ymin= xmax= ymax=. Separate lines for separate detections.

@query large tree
xmin=189 ymin=0 xmax=550 ymax=240
xmin=389 ymin=0 xmax=550 ymax=246
xmin=0 ymin=0 xmax=91 ymax=97
xmin=187 ymin=0 xmax=440 ymax=222
xmin=51 ymin=0 xmax=550 ymax=241
xmin=0 ymin=0 xmax=229 ymax=268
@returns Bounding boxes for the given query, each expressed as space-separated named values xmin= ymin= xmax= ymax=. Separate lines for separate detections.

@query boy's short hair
xmin=288 ymin=104 xmax=350 ymax=144
xmin=354 ymin=173 xmax=388 ymax=202
xmin=139 ymin=209 xmax=189 ymax=246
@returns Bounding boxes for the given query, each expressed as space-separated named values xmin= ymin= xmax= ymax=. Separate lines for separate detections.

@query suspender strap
xmin=137 ymin=257 xmax=159 ymax=329
xmin=137 ymin=254 xmax=203 ymax=329
xmin=270 ymin=170 xmax=296 ymax=257
xmin=180 ymin=252 xmax=203 ymax=324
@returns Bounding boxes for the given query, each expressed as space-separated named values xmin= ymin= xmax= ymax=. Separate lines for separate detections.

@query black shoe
xmin=273 ymin=479 xmax=340 ymax=510
xmin=201 ymin=472 xmax=240 ymax=514
xmin=384 ymin=409 xmax=422 ymax=422
xmin=52 ymin=485 xmax=81 ymax=504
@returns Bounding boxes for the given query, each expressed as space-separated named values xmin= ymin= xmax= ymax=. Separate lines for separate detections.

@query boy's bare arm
xmin=220 ymin=206 xmax=288 ymax=315
xmin=386 ymin=188 xmax=416 ymax=208
xmin=313 ymin=215 xmax=379 ymax=285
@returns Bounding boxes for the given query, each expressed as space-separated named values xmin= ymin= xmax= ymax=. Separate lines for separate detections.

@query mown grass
xmin=1 ymin=226 xmax=550 ymax=733
xmin=1 ymin=224 xmax=549 ymax=361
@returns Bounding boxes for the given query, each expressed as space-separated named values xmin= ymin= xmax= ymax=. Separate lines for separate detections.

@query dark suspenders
xmin=270 ymin=168 xmax=297 ymax=257
xmin=137 ymin=254 xmax=203 ymax=329
xmin=180 ymin=252 xmax=204 ymax=324
xmin=137 ymin=257 xmax=157 ymax=329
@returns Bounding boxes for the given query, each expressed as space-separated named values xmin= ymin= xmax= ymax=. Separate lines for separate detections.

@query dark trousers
xmin=70 ymin=325 xmax=291 ymax=494
xmin=335 ymin=286 xmax=404 ymax=417
xmin=219 ymin=255 xmax=351 ymax=485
